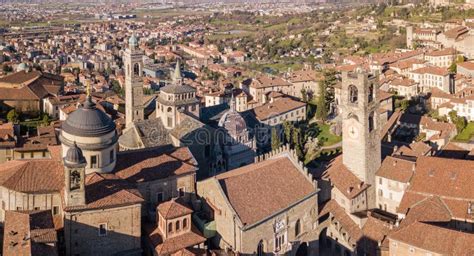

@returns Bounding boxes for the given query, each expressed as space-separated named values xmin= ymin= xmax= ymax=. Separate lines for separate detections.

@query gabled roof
xmin=64 ymin=173 xmax=143 ymax=212
xmin=0 ymin=160 xmax=64 ymax=193
xmin=322 ymin=155 xmax=369 ymax=199
xmin=114 ymin=145 xmax=196 ymax=184
xmin=213 ymin=154 xmax=315 ymax=226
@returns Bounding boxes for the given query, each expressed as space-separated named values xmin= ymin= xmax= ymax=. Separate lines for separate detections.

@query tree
xmin=292 ymin=127 xmax=304 ymax=160
xmin=316 ymin=82 xmax=328 ymax=122
xmin=42 ymin=114 xmax=50 ymax=126
xmin=7 ymin=109 xmax=19 ymax=123
xmin=448 ymin=62 xmax=457 ymax=73
xmin=400 ymin=100 xmax=410 ymax=111
xmin=282 ymin=121 xmax=292 ymax=145
xmin=2 ymin=65 xmax=13 ymax=73
xmin=271 ymin=127 xmax=281 ymax=151
xmin=301 ymin=88 xmax=308 ymax=103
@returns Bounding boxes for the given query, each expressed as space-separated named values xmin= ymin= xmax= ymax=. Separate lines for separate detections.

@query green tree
xmin=111 ymin=80 xmax=124 ymax=97
xmin=448 ymin=62 xmax=457 ymax=73
xmin=271 ymin=127 xmax=281 ymax=151
xmin=301 ymin=88 xmax=308 ymax=103
xmin=282 ymin=121 xmax=293 ymax=144
xmin=400 ymin=100 xmax=410 ymax=111
xmin=42 ymin=114 xmax=50 ymax=126
xmin=292 ymin=127 xmax=304 ymax=160
xmin=7 ymin=109 xmax=19 ymax=123
xmin=316 ymin=82 xmax=328 ymax=122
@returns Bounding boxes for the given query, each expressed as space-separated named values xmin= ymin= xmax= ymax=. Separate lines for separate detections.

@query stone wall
xmin=64 ymin=204 xmax=142 ymax=256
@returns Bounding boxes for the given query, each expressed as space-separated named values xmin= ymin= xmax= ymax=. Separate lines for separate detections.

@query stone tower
xmin=63 ymin=142 xmax=86 ymax=207
xmin=124 ymin=35 xmax=144 ymax=128
xmin=341 ymin=69 xmax=381 ymax=186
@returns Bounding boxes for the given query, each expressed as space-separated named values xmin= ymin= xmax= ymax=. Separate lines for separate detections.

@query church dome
xmin=218 ymin=108 xmax=247 ymax=139
xmin=64 ymin=142 xmax=86 ymax=167
xmin=129 ymin=35 xmax=138 ymax=47
xmin=62 ymin=96 xmax=116 ymax=137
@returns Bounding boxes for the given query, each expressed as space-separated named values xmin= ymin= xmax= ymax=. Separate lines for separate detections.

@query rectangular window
xmin=178 ymin=187 xmax=185 ymax=197
xmin=109 ymin=150 xmax=114 ymax=164
xmin=91 ymin=155 xmax=98 ymax=168
xmin=30 ymin=152 xmax=34 ymax=158
xmin=53 ymin=206 xmax=59 ymax=215
xmin=98 ymin=223 xmax=107 ymax=236
xmin=157 ymin=192 xmax=164 ymax=203
xmin=42 ymin=151 xmax=46 ymax=158
xmin=21 ymin=153 xmax=24 ymax=159
xmin=34 ymin=207 xmax=40 ymax=210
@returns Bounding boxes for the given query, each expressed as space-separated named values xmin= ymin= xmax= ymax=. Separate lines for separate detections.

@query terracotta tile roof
xmin=378 ymin=89 xmax=393 ymax=102
xmin=252 ymin=97 xmax=306 ymax=121
xmin=389 ymin=221 xmax=474 ymax=255
xmin=286 ymin=70 xmax=321 ymax=83
xmin=398 ymin=157 xmax=474 ymax=221
xmin=0 ymin=70 xmax=42 ymax=85
xmin=376 ymin=156 xmax=414 ymax=183
xmin=157 ymin=199 xmax=193 ymax=220
xmin=249 ymin=75 xmax=291 ymax=89
xmin=64 ymin=173 xmax=143 ymax=212
xmin=457 ymin=61 xmax=474 ymax=71
xmin=215 ymin=155 xmax=315 ymax=226
xmin=146 ymin=224 xmax=206 ymax=255
xmin=319 ymin=200 xmax=363 ymax=241
xmin=114 ymin=146 xmax=197 ymax=184
xmin=172 ymin=248 xmax=207 ymax=256
xmin=322 ymin=155 xmax=369 ymax=199
xmin=439 ymin=142 xmax=469 ymax=159
xmin=410 ymin=156 xmax=474 ymax=200
xmin=3 ymin=210 xmax=57 ymax=256
xmin=426 ymin=47 xmax=457 ymax=57
xmin=444 ymin=26 xmax=469 ymax=40
xmin=411 ymin=66 xmax=449 ymax=76
xmin=0 ymin=160 xmax=64 ymax=193
xmin=361 ymin=215 xmax=393 ymax=252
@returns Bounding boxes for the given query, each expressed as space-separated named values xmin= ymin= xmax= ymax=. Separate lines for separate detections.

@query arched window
xmin=368 ymin=84 xmax=374 ymax=103
xmin=257 ymin=240 xmax=264 ymax=256
xmin=133 ymin=63 xmax=140 ymax=76
xmin=183 ymin=218 xmax=188 ymax=229
xmin=369 ymin=111 xmax=375 ymax=132
xmin=167 ymin=107 xmax=172 ymax=113
xmin=175 ymin=221 xmax=180 ymax=231
xmin=295 ymin=219 xmax=301 ymax=237
xmin=349 ymin=85 xmax=358 ymax=104
xmin=168 ymin=222 xmax=173 ymax=233
xmin=127 ymin=65 xmax=130 ymax=76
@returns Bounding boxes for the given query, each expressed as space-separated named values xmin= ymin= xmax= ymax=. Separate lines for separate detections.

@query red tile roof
xmin=215 ymin=155 xmax=315 ymax=226
xmin=0 ymin=160 xmax=64 ymax=193
xmin=322 ymin=155 xmax=369 ymax=199
xmin=114 ymin=146 xmax=197 ymax=183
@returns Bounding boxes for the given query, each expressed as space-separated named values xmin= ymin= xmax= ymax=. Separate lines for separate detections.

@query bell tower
xmin=124 ymin=34 xmax=144 ymax=128
xmin=341 ymin=69 xmax=381 ymax=186
xmin=63 ymin=142 xmax=86 ymax=207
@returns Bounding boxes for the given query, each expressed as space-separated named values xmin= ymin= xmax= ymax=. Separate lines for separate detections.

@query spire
xmin=230 ymin=92 xmax=236 ymax=112
xmin=84 ymin=80 xmax=95 ymax=109
xmin=129 ymin=33 xmax=138 ymax=49
xmin=173 ymin=59 xmax=182 ymax=84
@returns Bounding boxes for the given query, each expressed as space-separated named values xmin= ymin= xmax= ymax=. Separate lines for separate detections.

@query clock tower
xmin=341 ymin=69 xmax=381 ymax=186
xmin=124 ymin=34 xmax=145 ymax=128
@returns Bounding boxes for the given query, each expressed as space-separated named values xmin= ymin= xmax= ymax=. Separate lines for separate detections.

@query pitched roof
xmin=214 ymin=155 xmax=315 ymax=226
xmin=322 ymin=155 xmax=369 ymax=199
xmin=114 ymin=146 xmax=196 ymax=184
xmin=64 ymin=173 xmax=143 ymax=212
xmin=376 ymin=156 xmax=415 ymax=183
xmin=146 ymin=224 xmax=206 ymax=255
xmin=157 ymin=199 xmax=193 ymax=220
xmin=389 ymin=221 xmax=474 ymax=255
xmin=3 ymin=210 xmax=57 ymax=256
xmin=252 ymin=97 xmax=306 ymax=121
xmin=0 ymin=160 xmax=64 ymax=193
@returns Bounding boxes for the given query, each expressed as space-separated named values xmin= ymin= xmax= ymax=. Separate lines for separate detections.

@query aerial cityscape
xmin=0 ymin=0 xmax=473 ymax=255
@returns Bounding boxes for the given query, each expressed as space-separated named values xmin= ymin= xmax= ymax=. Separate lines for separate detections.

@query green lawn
xmin=455 ymin=122 xmax=474 ymax=142
xmin=317 ymin=123 xmax=342 ymax=147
